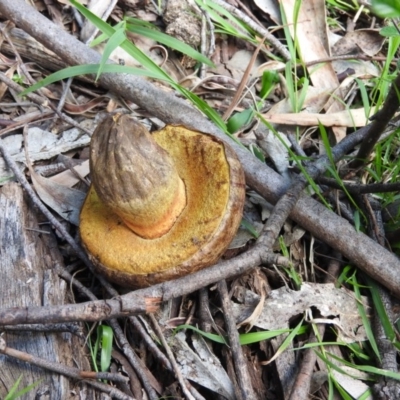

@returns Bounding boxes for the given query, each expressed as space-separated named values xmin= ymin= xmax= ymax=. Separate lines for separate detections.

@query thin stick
xmin=352 ymin=72 xmax=400 ymax=168
xmin=0 ymin=71 xmax=92 ymax=136
xmin=56 ymin=266 xmax=160 ymax=400
xmin=149 ymin=314 xmax=197 ymax=400
xmin=222 ymin=36 xmax=266 ymax=121
xmin=218 ymin=280 xmax=257 ymax=400
xmin=0 ymin=338 xmax=133 ymax=400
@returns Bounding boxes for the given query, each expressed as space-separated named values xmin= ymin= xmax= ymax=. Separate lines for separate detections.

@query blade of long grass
xmin=70 ymin=0 xmax=231 ymax=133
xmin=70 ymin=0 xmax=115 ymax=36
xmin=327 ymin=351 xmax=400 ymax=380
xmin=259 ymin=115 xmax=332 ymax=209
xmin=98 ymin=325 xmax=113 ymax=372
xmin=365 ymin=276 xmax=397 ymax=343
xmin=241 ymin=218 xmax=260 ymax=239
xmin=316 ymin=351 xmax=372 ymax=381
xmin=327 ymin=373 xmax=334 ymax=400
xmin=174 ymin=324 xmax=296 ymax=345
xmin=21 ymin=64 xmax=169 ymax=96
xmin=319 ymin=123 xmax=365 ymax=220
xmin=96 ymin=26 xmax=127 ymax=81
xmin=333 ymin=377 xmax=353 ymax=400
xmin=5 ymin=378 xmax=42 ymax=400
xmin=196 ymin=0 xmax=254 ymax=42
xmin=261 ymin=318 xmax=304 ymax=365
xmin=4 ymin=375 xmax=23 ymax=400
xmin=70 ymin=0 xmax=173 ymax=81
xmin=351 ymin=274 xmax=381 ymax=361
xmin=125 ymin=23 xmax=213 ymax=66
xmin=355 ymin=77 xmax=371 ymax=119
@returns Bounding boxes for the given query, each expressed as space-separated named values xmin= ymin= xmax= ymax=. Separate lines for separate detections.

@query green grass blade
xmin=98 ymin=325 xmax=113 ymax=372
xmin=70 ymin=0 xmax=115 ymax=36
xmin=240 ymin=218 xmax=260 ymax=239
xmin=96 ymin=26 xmax=127 ymax=81
xmin=355 ymin=77 xmax=371 ymax=118
xmin=174 ymin=324 xmax=295 ymax=345
xmin=263 ymin=318 xmax=304 ymax=365
xmin=20 ymin=64 xmax=169 ymax=96
xmin=365 ymin=276 xmax=397 ymax=343
xmin=90 ymin=20 xmax=126 ymax=47
xmin=239 ymin=329 xmax=294 ymax=345
xmin=318 ymin=123 xmax=334 ymax=164
xmin=351 ymin=274 xmax=381 ymax=361
xmin=126 ymin=23 xmax=214 ymax=66
xmin=358 ymin=388 xmax=373 ymax=400
xmin=70 ymin=0 xmax=173 ymax=82
xmin=179 ymin=87 xmax=229 ymax=134
xmin=297 ymin=77 xmax=309 ymax=111
xmin=260 ymin=70 xmax=280 ymax=99
xmin=174 ymin=324 xmax=228 ymax=344
xmin=124 ymin=16 xmax=158 ymax=29
xmin=316 ymin=351 xmax=370 ymax=381
xmin=259 ymin=115 xmax=331 ymax=209
xmin=196 ymin=0 xmax=254 ymax=41
xmin=227 ymin=108 xmax=254 ymax=133
xmin=332 ymin=377 xmax=353 ymax=400
xmin=4 ymin=375 xmax=23 ymax=400
xmin=5 ymin=376 xmax=42 ymax=400
xmin=327 ymin=373 xmax=334 ymax=400
xmin=327 ymin=351 xmax=400 ymax=380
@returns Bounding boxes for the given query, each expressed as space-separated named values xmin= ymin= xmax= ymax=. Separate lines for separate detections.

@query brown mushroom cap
xmin=89 ymin=115 xmax=187 ymax=239
xmin=80 ymin=119 xmax=245 ymax=288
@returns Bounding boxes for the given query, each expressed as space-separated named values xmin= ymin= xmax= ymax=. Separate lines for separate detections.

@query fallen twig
xmin=149 ymin=314 xmax=199 ymax=400
xmin=289 ymin=253 xmax=343 ymax=399
xmin=218 ymin=280 xmax=257 ymax=400
xmin=353 ymin=73 xmax=400 ymax=168
xmin=0 ymin=337 xmax=133 ymax=400
xmin=362 ymin=196 xmax=400 ymax=397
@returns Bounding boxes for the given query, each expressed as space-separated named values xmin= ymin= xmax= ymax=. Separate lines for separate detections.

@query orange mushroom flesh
xmin=80 ymin=114 xmax=245 ymax=288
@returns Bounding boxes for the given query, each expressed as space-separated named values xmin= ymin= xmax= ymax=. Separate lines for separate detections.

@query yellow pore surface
xmin=80 ymin=126 xmax=230 ymax=276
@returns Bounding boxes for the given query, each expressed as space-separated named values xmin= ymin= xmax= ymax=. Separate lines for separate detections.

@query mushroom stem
xmin=90 ymin=114 xmax=187 ymax=239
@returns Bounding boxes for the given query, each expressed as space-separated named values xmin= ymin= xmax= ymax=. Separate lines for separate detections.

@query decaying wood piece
xmin=0 ymin=182 xmax=97 ymax=399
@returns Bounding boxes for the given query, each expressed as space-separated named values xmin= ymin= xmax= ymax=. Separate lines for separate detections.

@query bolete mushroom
xmin=80 ymin=114 xmax=245 ymax=288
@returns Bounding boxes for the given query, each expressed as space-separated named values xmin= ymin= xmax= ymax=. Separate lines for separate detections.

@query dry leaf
xmin=80 ymin=0 xmax=117 ymax=43
xmin=13 ymin=126 xmax=91 ymax=163
xmin=253 ymin=0 xmax=281 ymax=24
xmin=172 ymin=332 xmax=236 ymax=399
xmin=282 ymin=0 xmax=346 ymax=141
xmin=226 ymin=49 xmax=262 ymax=80
xmin=22 ymin=129 xmax=87 ymax=226
xmin=232 ymin=283 xmax=370 ymax=343
xmin=31 ymin=172 xmax=86 ymax=225
xmin=50 ymin=160 xmax=90 ymax=187
xmin=331 ymin=368 xmax=372 ymax=399
xmin=332 ymin=29 xmax=384 ymax=58
xmin=0 ymin=126 xmax=91 ymax=183
xmin=263 ymin=107 xmax=379 ymax=127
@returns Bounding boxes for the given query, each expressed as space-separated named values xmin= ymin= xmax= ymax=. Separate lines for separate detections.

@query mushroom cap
xmin=80 ymin=125 xmax=245 ymax=288
xmin=89 ymin=115 xmax=187 ymax=239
